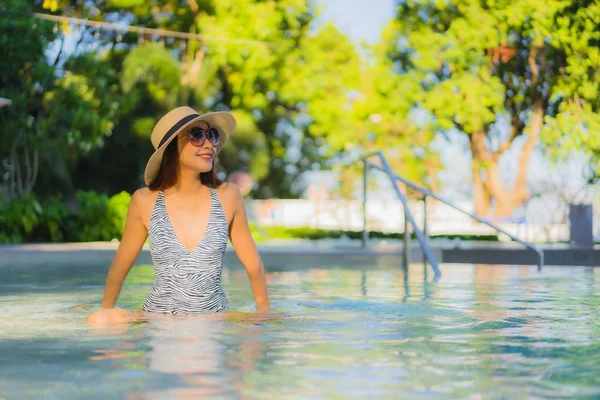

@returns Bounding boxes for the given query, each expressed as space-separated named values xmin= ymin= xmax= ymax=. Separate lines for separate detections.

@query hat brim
xmin=144 ymin=111 xmax=236 ymax=186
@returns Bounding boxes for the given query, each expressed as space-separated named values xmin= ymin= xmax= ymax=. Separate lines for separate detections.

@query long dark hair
xmin=148 ymin=139 xmax=222 ymax=191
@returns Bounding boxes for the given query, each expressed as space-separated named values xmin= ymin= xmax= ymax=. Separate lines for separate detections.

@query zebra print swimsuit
xmin=143 ymin=186 xmax=229 ymax=315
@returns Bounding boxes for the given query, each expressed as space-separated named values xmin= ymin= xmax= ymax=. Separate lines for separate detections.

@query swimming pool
xmin=1 ymin=260 xmax=599 ymax=399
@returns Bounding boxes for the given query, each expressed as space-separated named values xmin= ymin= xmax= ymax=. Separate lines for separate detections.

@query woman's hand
xmin=87 ymin=308 xmax=140 ymax=325
xmin=223 ymin=309 xmax=287 ymax=324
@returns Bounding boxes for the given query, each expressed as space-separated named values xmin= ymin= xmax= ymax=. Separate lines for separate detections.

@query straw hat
xmin=144 ymin=106 xmax=237 ymax=185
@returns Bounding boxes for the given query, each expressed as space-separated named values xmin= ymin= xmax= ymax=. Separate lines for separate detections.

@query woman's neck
xmin=169 ymin=168 xmax=205 ymax=195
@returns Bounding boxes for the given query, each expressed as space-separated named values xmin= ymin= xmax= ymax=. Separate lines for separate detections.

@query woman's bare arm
xmin=227 ymin=184 xmax=271 ymax=311
xmin=100 ymin=189 xmax=148 ymax=309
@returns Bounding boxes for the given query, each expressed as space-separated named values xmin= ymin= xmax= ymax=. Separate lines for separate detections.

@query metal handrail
xmin=362 ymin=151 xmax=441 ymax=277
xmin=361 ymin=151 xmax=544 ymax=270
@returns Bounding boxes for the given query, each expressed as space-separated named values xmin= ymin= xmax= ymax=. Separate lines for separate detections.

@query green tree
xmin=277 ymin=22 xmax=440 ymax=196
xmin=0 ymin=0 xmax=123 ymax=199
xmin=68 ymin=49 xmax=145 ymax=194
xmin=28 ymin=0 xmax=438 ymax=199
xmin=385 ymin=0 xmax=600 ymax=216
xmin=0 ymin=0 xmax=56 ymax=201
xmin=44 ymin=0 xmax=367 ymax=197
xmin=36 ymin=56 xmax=120 ymax=195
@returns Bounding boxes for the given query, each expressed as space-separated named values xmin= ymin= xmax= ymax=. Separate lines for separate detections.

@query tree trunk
xmin=470 ymin=130 xmax=491 ymax=216
xmin=2 ymin=129 xmax=40 ymax=201
xmin=469 ymin=99 xmax=543 ymax=218
xmin=490 ymin=99 xmax=542 ymax=217
xmin=180 ymin=2 xmax=203 ymax=104
xmin=471 ymin=156 xmax=491 ymax=216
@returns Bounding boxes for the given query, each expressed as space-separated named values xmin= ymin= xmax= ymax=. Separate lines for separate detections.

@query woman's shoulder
xmin=214 ymin=183 xmax=244 ymax=219
xmin=132 ymin=187 xmax=157 ymax=200
xmin=215 ymin=182 xmax=243 ymax=201
xmin=128 ymin=187 xmax=161 ymax=226
xmin=131 ymin=187 xmax=160 ymax=211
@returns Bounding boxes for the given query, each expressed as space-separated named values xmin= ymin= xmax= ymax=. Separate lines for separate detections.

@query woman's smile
xmin=197 ymin=151 xmax=213 ymax=162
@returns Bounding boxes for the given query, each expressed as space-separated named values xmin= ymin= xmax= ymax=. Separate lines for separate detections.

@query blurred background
xmin=0 ymin=0 xmax=598 ymax=244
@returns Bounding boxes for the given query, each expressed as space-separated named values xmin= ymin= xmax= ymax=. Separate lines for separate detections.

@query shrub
xmin=0 ymin=193 xmax=42 ymax=243
xmin=67 ymin=191 xmax=113 ymax=242
xmin=35 ymin=195 xmax=71 ymax=242
xmin=252 ymin=225 xmax=500 ymax=242
xmin=248 ymin=221 xmax=268 ymax=243
xmin=107 ymin=191 xmax=132 ymax=238
xmin=68 ymin=190 xmax=132 ymax=242
xmin=0 ymin=190 xmax=132 ymax=244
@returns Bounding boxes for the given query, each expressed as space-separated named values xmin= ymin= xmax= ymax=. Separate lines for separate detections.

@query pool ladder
xmin=360 ymin=151 xmax=544 ymax=277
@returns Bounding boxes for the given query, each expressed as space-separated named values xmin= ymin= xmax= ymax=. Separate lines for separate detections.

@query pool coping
xmin=1 ymin=240 xmax=598 ymax=267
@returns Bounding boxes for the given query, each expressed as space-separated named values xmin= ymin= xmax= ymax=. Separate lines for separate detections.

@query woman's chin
xmin=185 ymin=160 xmax=213 ymax=174
xmin=193 ymin=168 xmax=213 ymax=175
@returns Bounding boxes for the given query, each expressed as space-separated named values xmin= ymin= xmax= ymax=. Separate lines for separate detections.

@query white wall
xmin=246 ymin=198 xmax=597 ymax=243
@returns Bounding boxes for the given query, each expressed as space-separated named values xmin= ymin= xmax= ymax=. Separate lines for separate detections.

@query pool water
xmin=1 ymin=261 xmax=599 ymax=399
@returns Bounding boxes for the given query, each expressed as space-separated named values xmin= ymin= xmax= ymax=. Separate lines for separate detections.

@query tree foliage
xmin=1 ymin=0 xmax=116 ymax=199
xmin=2 ymin=0 xmax=440 ymax=204
xmin=385 ymin=0 xmax=600 ymax=216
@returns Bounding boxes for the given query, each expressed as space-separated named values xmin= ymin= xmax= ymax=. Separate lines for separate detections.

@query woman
xmin=87 ymin=106 xmax=270 ymax=324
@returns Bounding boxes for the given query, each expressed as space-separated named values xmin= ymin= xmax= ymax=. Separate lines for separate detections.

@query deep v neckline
xmin=160 ymin=188 xmax=212 ymax=253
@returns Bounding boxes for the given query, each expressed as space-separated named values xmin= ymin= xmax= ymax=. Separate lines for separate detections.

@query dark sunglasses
xmin=187 ymin=126 xmax=221 ymax=147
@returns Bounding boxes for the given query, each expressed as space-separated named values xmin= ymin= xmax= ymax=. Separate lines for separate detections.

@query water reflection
xmin=85 ymin=313 xmax=272 ymax=399
xmin=135 ymin=316 xmax=230 ymax=398
xmin=1 ymin=264 xmax=600 ymax=398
